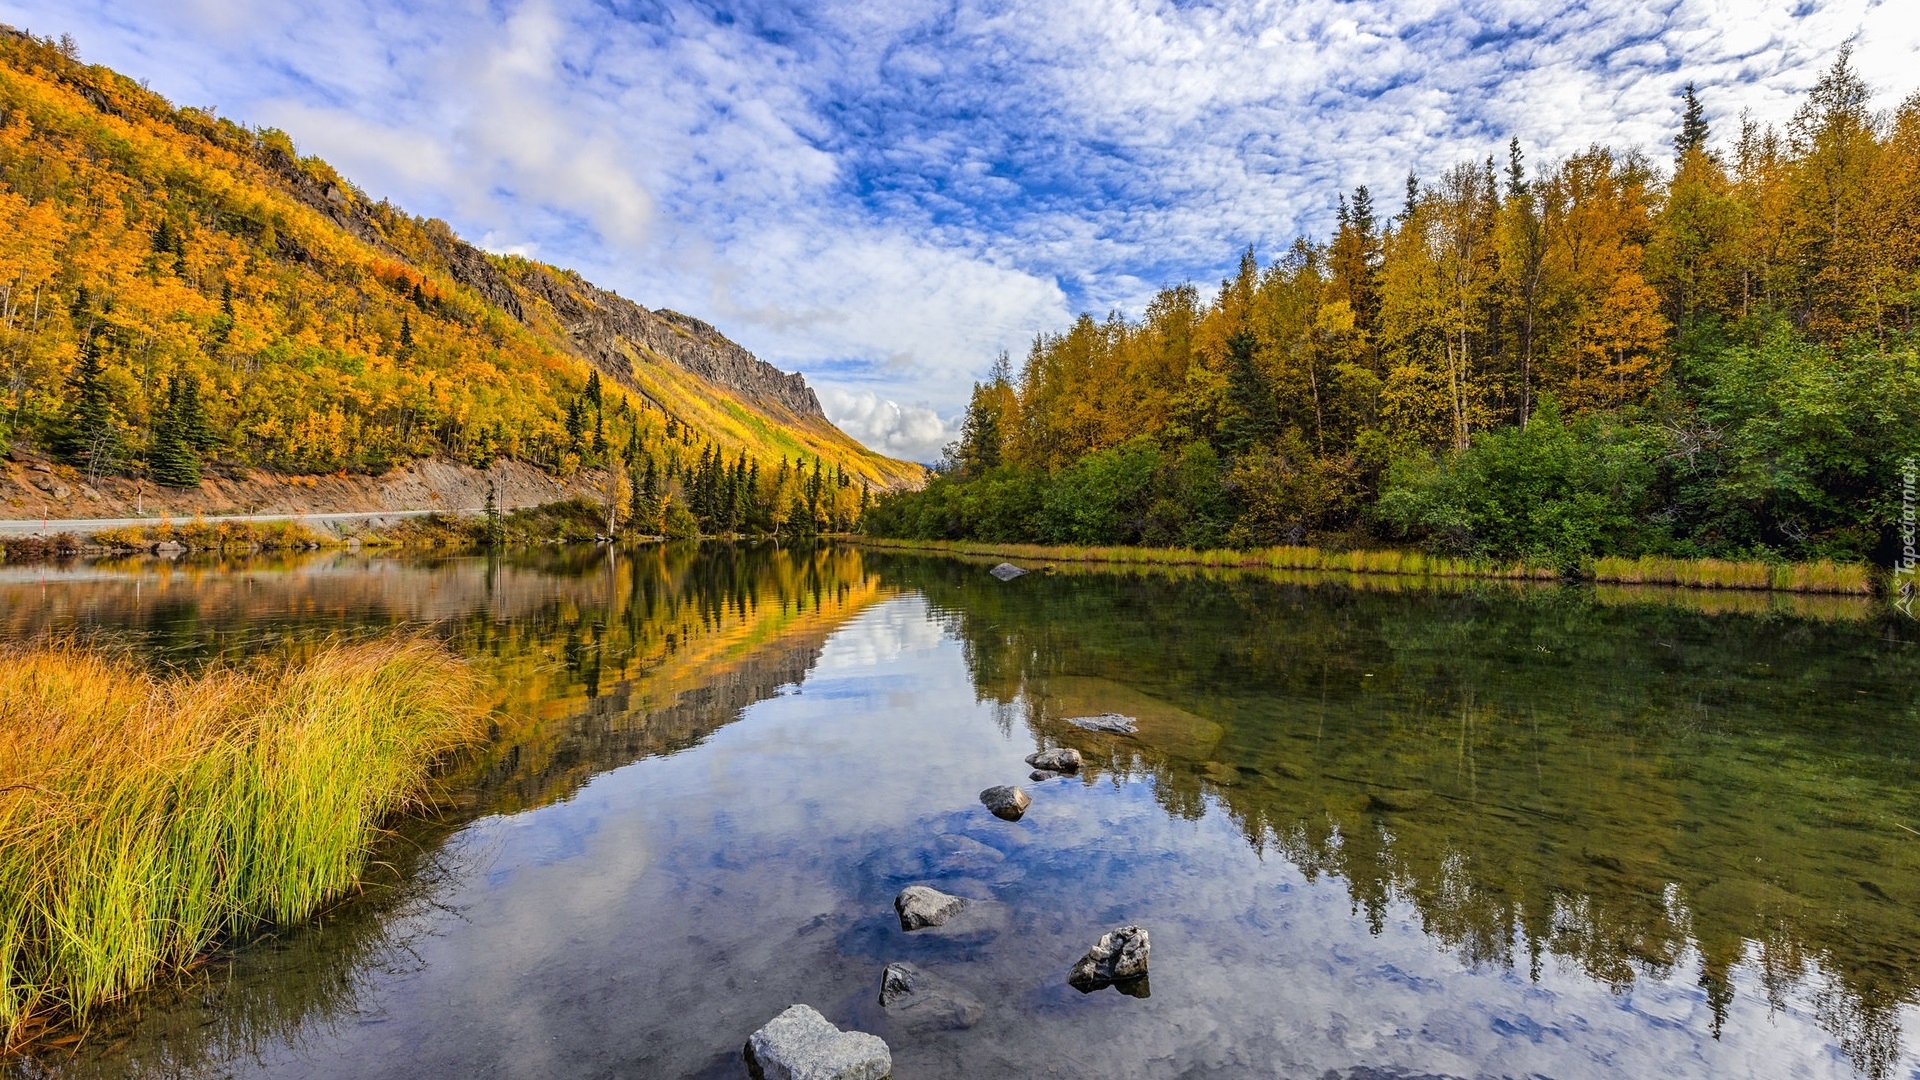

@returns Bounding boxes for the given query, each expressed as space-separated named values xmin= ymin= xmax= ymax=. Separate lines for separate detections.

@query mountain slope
xmin=0 ymin=27 xmax=922 ymax=502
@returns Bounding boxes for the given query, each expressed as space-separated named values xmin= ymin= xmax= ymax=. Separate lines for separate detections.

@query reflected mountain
xmin=1 ymin=543 xmax=891 ymax=1078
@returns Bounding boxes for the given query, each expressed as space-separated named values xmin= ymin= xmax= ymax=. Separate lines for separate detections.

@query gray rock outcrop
xmin=1068 ymin=924 xmax=1151 ymax=992
xmin=743 ymin=1004 xmax=891 ymax=1080
xmin=979 ymin=785 xmax=1031 ymax=821
xmin=894 ymin=885 xmax=967 ymax=931
xmin=876 ymin=962 xmax=985 ymax=1030
xmin=1025 ymin=747 xmax=1083 ymax=772
xmin=989 ymin=562 xmax=1027 ymax=581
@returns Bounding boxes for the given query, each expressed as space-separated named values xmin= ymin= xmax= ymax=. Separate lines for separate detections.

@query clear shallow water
xmin=5 ymin=546 xmax=1919 ymax=1079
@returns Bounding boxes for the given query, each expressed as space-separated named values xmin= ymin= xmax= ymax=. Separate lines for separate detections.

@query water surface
xmin=5 ymin=546 xmax=1917 ymax=1079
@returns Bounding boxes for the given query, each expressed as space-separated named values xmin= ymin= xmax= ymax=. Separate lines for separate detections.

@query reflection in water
xmin=1 ymin=548 xmax=1916 ymax=1079
xmin=882 ymin=555 xmax=1920 ymax=1079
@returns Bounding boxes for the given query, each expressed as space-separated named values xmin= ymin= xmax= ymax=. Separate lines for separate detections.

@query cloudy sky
xmin=6 ymin=1 xmax=1917 ymax=461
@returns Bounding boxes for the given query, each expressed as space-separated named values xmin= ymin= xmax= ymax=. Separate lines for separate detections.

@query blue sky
xmin=5 ymin=1 xmax=1917 ymax=461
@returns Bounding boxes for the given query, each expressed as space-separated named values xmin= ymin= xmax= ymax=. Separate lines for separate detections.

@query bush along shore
xmin=0 ymin=639 xmax=483 ymax=1050
xmin=856 ymin=537 xmax=1876 ymax=595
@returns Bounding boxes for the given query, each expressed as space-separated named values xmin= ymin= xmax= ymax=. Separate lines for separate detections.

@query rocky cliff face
xmin=507 ymin=267 xmax=827 ymax=422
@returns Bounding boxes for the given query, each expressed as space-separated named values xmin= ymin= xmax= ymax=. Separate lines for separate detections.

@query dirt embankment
xmin=1 ymin=453 xmax=607 ymax=523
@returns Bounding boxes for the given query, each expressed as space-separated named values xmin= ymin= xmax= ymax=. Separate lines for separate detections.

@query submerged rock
xmin=1030 ymin=769 xmax=1065 ymax=782
xmin=894 ymin=885 xmax=967 ymax=931
xmin=877 ymin=962 xmax=985 ymax=1030
xmin=989 ymin=562 xmax=1028 ymax=581
xmin=1024 ymin=747 xmax=1083 ymax=772
xmin=1068 ymin=924 xmax=1151 ymax=992
xmin=979 ymin=784 xmax=1032 ymax=821
xmin=927 ymin=834 xmax=1005 ymax=875
xmin=1366 ymin=788 xmax=1434 ymax=813
xmin=743 ymin=1004 xmax=891 ymax=1080
xmin=1065 ymin=713 xmax=1137 ymax=734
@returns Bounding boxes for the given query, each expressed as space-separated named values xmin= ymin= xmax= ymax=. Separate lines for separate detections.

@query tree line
xmin=866 ymin=52 xmax=1920 ymax=566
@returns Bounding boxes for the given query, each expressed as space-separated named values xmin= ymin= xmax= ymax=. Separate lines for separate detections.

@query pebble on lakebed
xmin=979 ymin=784 xmax=1032 ymax=821
xmin=743 ymin=1004 xmax=891 ymax=1080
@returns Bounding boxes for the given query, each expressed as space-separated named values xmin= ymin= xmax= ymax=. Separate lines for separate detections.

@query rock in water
xmin=1065 ymin=713 xmax=1137 ymax=734
xmin=877 ymin=962 xmax=985 ymax=1030
xmin=1030 ymin=769 xmax=1063 ymax=782
xmin=979 ymin=784 xmax=1032 ymax=821
xmin=894 ymin=885 xmax=967 ymax=931
xmin=1025 ymin=747 xmax=1083 ymax=772
xmin=1366 ymin=788 xmax=1433 ymax=813
xmin=1068 ymin=924 xmax=1151 ymax=992
xmin=744 ymin=1004 xmax=891 ymax=1080
xmin=989 ymin=562 xmax=1027 ymax=581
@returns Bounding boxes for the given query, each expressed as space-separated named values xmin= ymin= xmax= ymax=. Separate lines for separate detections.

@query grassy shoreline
xmin=855 ymin=537 xmax=1877 ymax=595
xmin=0 ymin=640 xmax=483 ymax=1049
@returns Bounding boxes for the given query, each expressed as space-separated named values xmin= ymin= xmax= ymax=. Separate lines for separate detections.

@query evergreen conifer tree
xmin=53 ymin=330 xmax=120 ymax=472
xmin=176 ymin=373 xmax=216 ymax=452
xmin=1674 ymin=83 xmax=1710 ymax=160
xmin=148 ymin=372 xmax=201 ymax=487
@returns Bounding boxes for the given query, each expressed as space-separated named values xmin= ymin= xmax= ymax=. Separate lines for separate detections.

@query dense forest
xmin=867 ymin=51 xmax=1920 ymax=566
xmin=0 ymin=28 xmax=912 ymax=537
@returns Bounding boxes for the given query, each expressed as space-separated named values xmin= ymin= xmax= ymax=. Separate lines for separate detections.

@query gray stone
xmin=1065 ymin=713 xmax=1137 ymax=734
xmin=894 ymin=885 xmax=967 ymax=931
xmin=1068 ymin=924 xmax=1151 ymax=992
xmin=876 ymin=962 xmax=985 ymax=1031
xmin=743 ymin=1004 xmax=891 ymax=1080
xmin=979 ymin=784 xmax=1031 ymax=821
xmin=1025 ymin=747 xmax=1083 ymax=772
xmin=1029 ymin=769 xmax=1064 ymax=782
xmin=988 ymin=562 xmax=1027 ymax=581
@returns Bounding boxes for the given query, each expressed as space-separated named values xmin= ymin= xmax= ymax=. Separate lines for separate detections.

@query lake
xmin=4 ymin=545 xmax=1917 ymax=1079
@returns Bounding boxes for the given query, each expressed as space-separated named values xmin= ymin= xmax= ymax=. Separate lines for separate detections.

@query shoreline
xmin=852 ymin=537 xmax=1879 ymax=596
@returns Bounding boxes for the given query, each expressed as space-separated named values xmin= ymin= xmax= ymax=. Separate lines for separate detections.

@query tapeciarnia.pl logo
xmin=1898 ymin=456 xmax=1916 ymax=619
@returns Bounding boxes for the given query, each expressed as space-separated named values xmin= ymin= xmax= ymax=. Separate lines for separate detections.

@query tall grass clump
xmin=1593 ymin=554 xmax=1873 ymax=594
xmin=0 ymin=639 xmax=483 ymax=1048
xmin=90 ymin=518 xmax=328 ymax=553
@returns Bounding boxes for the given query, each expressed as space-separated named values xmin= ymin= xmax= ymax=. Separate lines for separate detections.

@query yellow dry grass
xmin=0 ymin=638 xmax=484 ymax=1048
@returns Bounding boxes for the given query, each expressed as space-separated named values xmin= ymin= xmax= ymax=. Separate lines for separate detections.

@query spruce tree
xmin=177 ymin=373 xmax=216 ymax=452
xmin=1674 ymin=83 xmax=1710 ymax=160
xmin=53 ymin=330 xmax=120 ymax=472
xmin=148 ymin=373 xmax=201 ymax=487
xmin=212 ymin=281 xmax=234 ymax=346
xmin=564 ymin=397 xmax=585 ymax=454
xmin=1218 ymin=330 xmax=1280 ymax=457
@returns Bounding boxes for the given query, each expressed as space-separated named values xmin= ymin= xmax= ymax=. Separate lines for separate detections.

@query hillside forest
xmin=867 ymin=51 xmax=1920 ymax=567
xmin=0 ymin=28 xmax=918 ymax=537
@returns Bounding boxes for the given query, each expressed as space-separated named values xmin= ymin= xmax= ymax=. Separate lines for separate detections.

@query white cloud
xmin=816 ymin=387 xmax=956 ymax=465
xmin=7 ymin=0 xmax=1920 ymax=459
